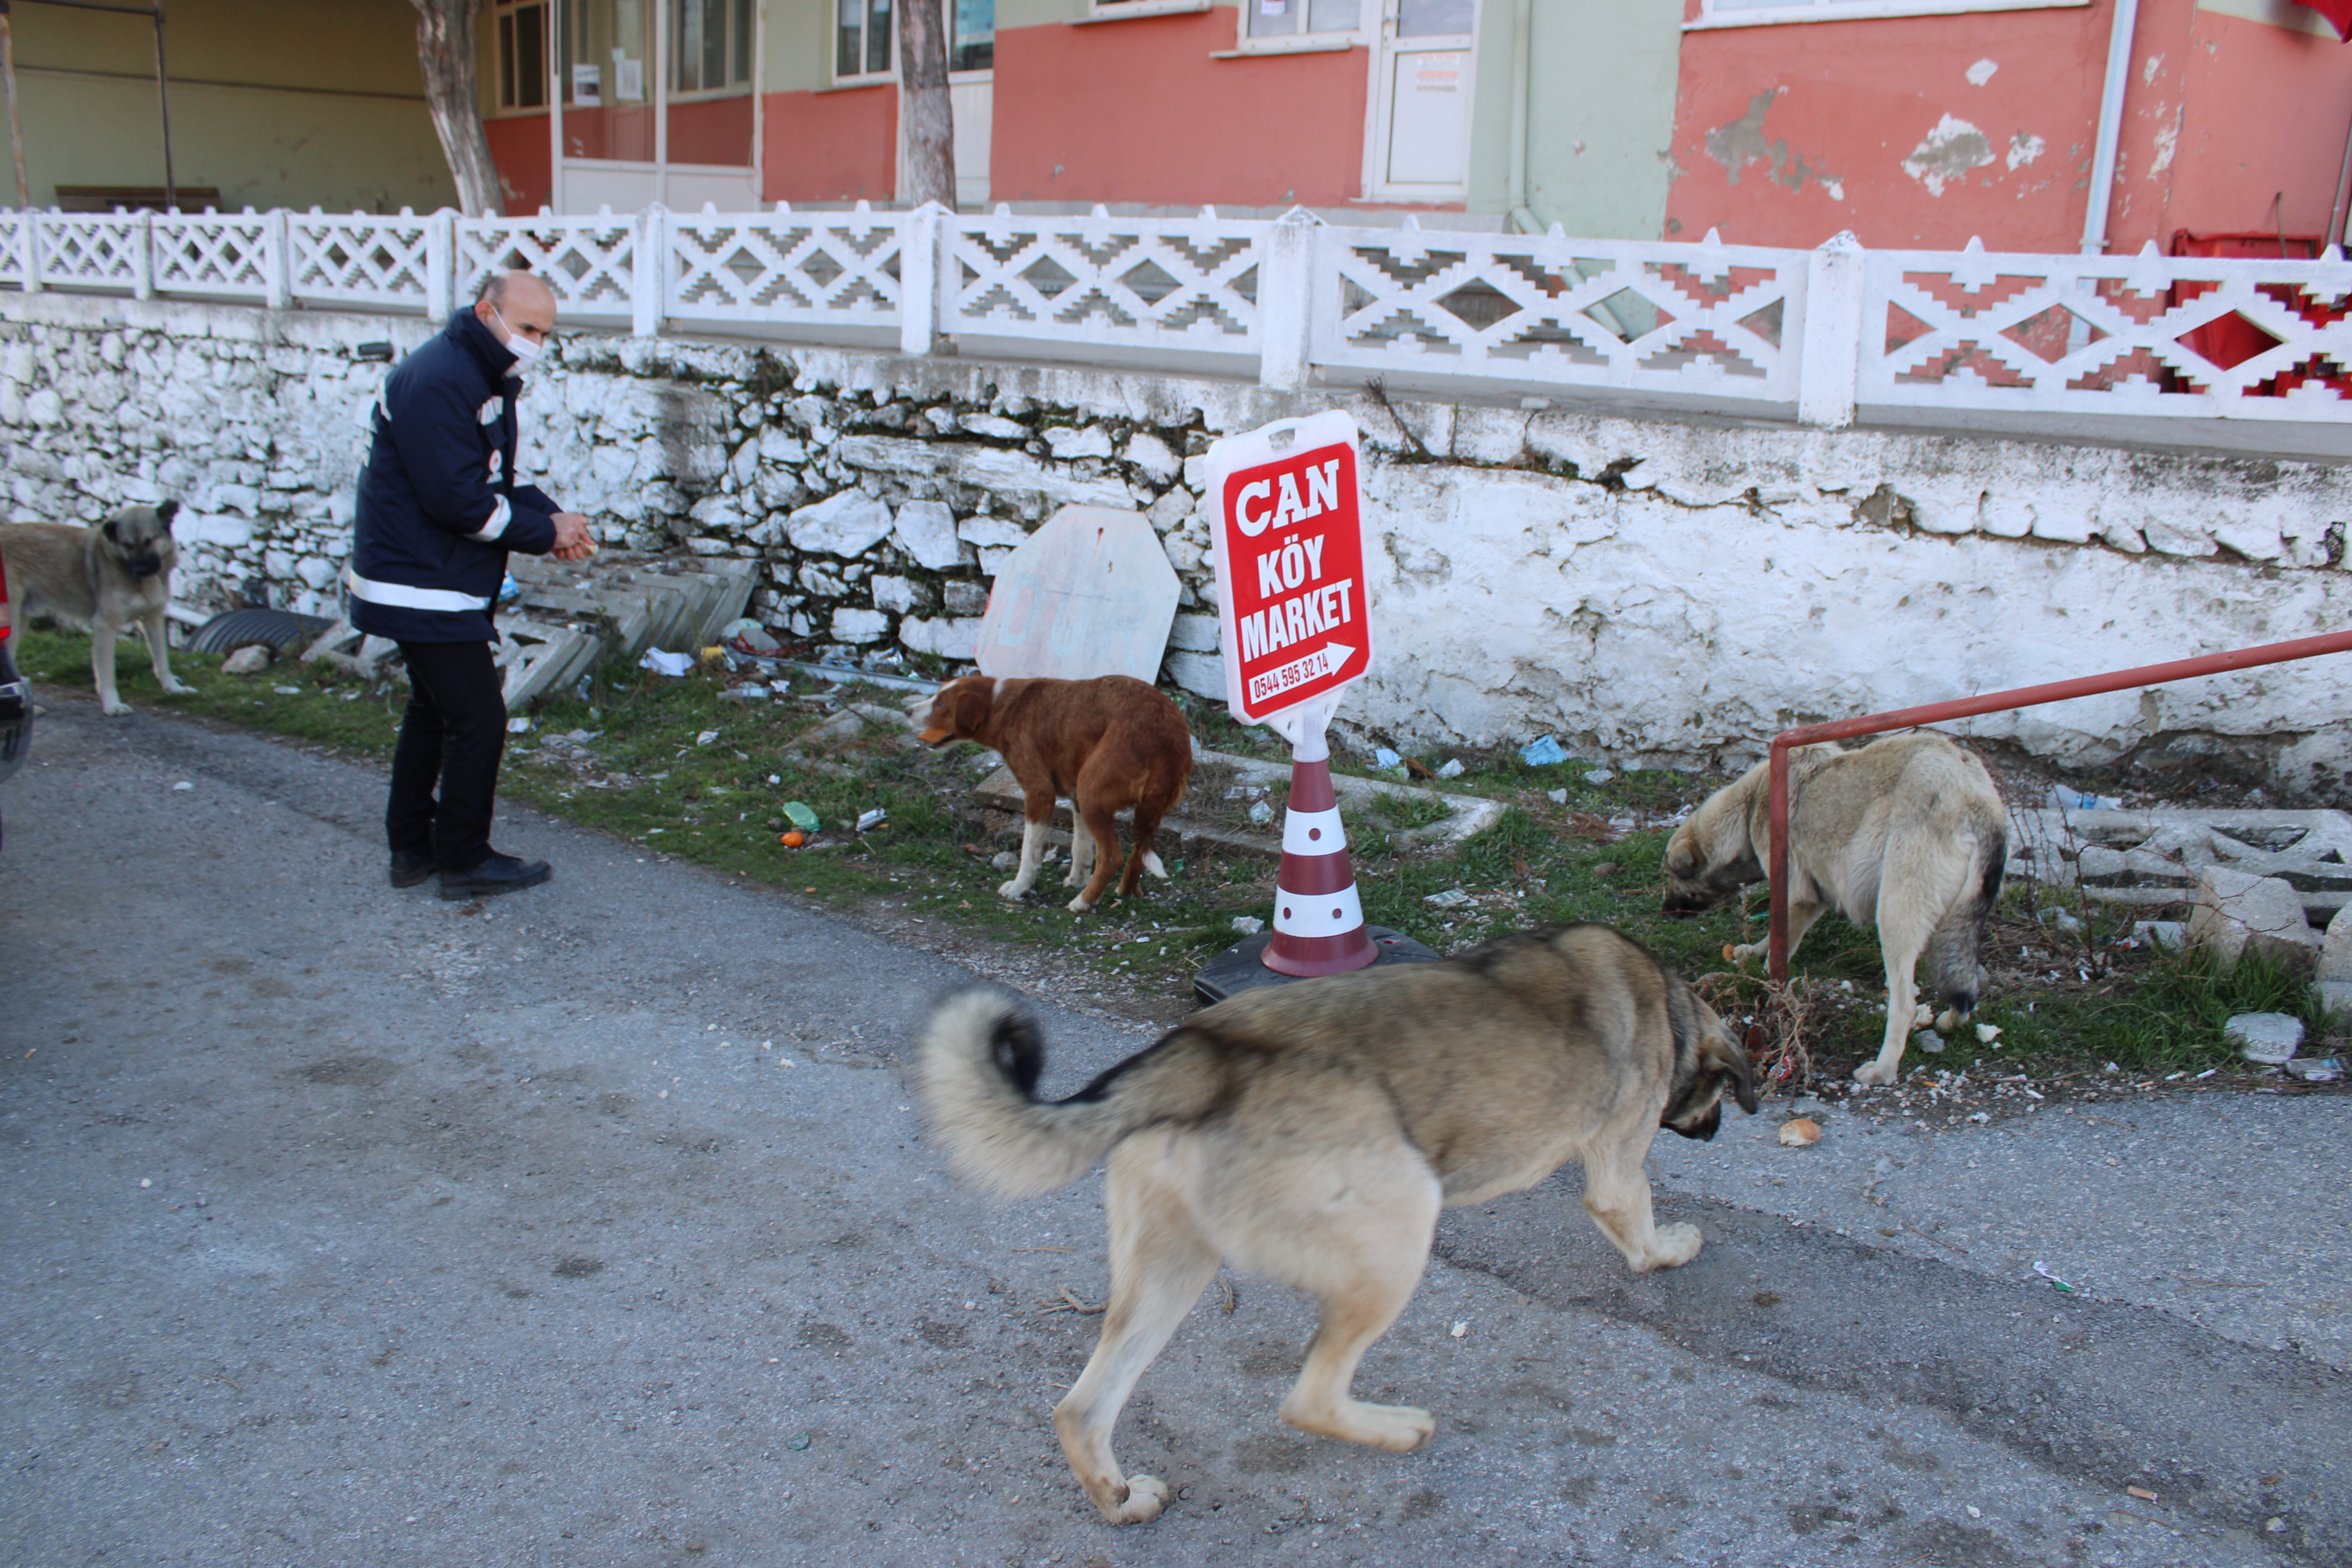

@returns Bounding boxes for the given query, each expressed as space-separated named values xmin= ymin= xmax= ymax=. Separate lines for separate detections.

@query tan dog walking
xmin=920 ymin=925 xmax=1755 ymax=1524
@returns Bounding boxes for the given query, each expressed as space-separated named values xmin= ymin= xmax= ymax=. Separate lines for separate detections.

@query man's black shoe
xmin=389 ymin=849 xmax=436 ymax=888
xmin=437 ymin=851 xmax=552 ymax=900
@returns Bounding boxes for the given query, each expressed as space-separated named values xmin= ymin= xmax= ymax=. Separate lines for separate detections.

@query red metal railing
xmin=1766 ymin=628 xmax=2352 ymax=982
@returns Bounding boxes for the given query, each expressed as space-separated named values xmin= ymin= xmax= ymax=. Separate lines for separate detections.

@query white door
xmin=1364 ymin=0 xmax=1477 ymax=201
xmin=949 ymin=74 xmax=991 ymax=207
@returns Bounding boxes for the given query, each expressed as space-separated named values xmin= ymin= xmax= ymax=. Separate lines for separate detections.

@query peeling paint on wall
xmin=2006 ymin=132 xmax=2047 ymax=171
xmin=1706 ymin=90 xmax=1784 ymax=188
xmin=2150 ymin=107 xmax=2183 ymax=176
xmin=1702 ymin=88 xmax=1840 ymax=194
xmin=1966 ymin=58 xmax=2000 ymax=86
xmin=1903 ymin=115 xmax=1996 ymax=197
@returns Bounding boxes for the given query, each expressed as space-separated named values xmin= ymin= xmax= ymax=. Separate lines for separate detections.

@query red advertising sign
xmin=1206 ymin=412 xmax=1372 ymax=727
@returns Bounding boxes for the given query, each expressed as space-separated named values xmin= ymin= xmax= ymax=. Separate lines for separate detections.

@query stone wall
xmin=5 ymin=291 xmax=2350 ymax=795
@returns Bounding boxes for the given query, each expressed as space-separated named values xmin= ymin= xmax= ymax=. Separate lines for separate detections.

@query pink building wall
xmin=1665 ymin=0 xmax=2352 ymax=253
xmin=762 ymin=84 xmax=898 ymax=204
xmin=989 ymin=12 xmax=1369 ymax=209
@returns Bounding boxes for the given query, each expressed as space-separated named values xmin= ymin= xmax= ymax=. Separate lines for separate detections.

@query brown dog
xmin=912 ymin=674 xmax=1192 ymax=913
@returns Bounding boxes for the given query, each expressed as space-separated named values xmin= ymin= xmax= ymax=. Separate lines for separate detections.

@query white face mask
xmin=492 ymin=305 xmax=544 ymax=375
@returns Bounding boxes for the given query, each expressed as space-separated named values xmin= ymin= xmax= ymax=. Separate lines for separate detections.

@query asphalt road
xmin=1 ymin=694 xmax=2345 ymax=1568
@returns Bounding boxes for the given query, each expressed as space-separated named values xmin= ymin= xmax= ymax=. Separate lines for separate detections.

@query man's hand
xmin=550 ymin=512 xmax=597 ymax=562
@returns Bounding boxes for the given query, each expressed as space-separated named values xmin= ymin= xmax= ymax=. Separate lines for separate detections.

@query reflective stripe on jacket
xmin=348 ymin=308 xmax=560 ymax=643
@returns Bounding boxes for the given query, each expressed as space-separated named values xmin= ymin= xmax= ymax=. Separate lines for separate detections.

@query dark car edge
xmin=0 ymin=536 xmax=32 ymax=844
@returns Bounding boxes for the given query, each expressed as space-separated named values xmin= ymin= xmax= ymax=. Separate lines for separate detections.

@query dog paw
xmin=1724 ymin=942 xmax=1762 ymax=966
xmin=1065 ymin=893 xmax=1097 ymax=915
xmin=1638 ymin=1221 xmax=1704 ymax=1272
xmin=161 ymin=678 xmax=196 ymax=695
xmin=1100 ymin=1473 xmax=1169 ymax=1525
xmin=1286 ymin=1399 xmax=1435 ymax=1452
xmin=1853 ymin=1059 xmax=1897 ymax=1087
xmin=996 ymin=880 xmax=1031 ymax=901
xmin=101 ymin=699 xmax=133 ymax=717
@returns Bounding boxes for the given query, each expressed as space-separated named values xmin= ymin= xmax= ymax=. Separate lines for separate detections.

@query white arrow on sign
xmin=1246 ymin=641 xmax=1356 ymax=707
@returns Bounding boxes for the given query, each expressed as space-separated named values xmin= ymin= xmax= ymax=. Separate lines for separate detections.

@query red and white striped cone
xmin=1262 ymin=756 xmax=1379 ymax=976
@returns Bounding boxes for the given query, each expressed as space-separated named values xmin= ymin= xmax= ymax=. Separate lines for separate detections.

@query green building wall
xmin=4 ymin=0 xmax=452 ymax=213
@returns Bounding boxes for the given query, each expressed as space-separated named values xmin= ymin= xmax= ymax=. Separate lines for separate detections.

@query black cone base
xmin=1193 ymin=926 xmax=1441 ymax=1007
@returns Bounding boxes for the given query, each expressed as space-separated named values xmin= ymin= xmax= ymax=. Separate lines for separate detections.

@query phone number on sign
xmin=1248 ymin=658 xmax=1317 ymax=705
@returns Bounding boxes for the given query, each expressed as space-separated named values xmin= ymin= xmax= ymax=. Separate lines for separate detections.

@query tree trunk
xmin=410 ymin=0 xmax=505 ymax=218
xmin=897 ymin=0 xmax=956 ymax=211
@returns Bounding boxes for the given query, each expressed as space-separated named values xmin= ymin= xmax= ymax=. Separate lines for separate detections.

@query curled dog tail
xmin=919 ymin=991 xmax=1203 ymax=1199
xmin=1925 ymin=824 xmax=2008 ymax=1015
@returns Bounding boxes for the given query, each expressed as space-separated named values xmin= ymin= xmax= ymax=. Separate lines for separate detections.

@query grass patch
xmin=21 ymin=625 xmax=2338 ymax=1089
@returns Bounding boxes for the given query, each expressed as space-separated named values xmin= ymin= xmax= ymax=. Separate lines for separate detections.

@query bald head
xmin=474 ymin=270 xmax=557 ymax=353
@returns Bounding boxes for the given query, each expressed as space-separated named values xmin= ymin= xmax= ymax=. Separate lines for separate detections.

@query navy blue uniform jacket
xmin=348 ymin=308 xmax=561 ymax=643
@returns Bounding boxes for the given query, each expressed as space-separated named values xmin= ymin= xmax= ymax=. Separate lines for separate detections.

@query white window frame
xmin=834 ymin=0 xmax=998 ymax=87
xmin=834 ymin=0 xmax=898 ymax=86
xmin=1073 ymin=0 xmax=1212 ymax=25
xmin=1216 ymin=0 xmax=1368 ymax=57
xmin=1687 ymin=0 xmax=2088 ymax=28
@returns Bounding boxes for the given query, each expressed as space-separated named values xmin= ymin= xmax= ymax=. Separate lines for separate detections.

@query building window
xmin=496 ymin=0 xmax=550 ymax=110
xmin=951 ymin=0 xmax=994 ymax=71
xmin=1690 ymin=0 xmax=2086 ymax=26
xmin=838 ymin=0 xmax=892 ymax=78
xmin=673 ymin=0 xmax=755 ymax=92
xmin=837 ymin=0 xmax=992 ymax=81
xmin=1246 ymin=0 xmax=1361 ymax=42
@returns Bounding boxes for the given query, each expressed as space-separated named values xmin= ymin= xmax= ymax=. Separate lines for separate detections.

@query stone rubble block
xmin=898 ymin=615 xmax=982 ymax=661
xmin=831 ymin=607 xmax=890 ymax=644
xmin=941 ymin=581 xmax=988 ymax=616
xmin=1122 ymin=432 xmax=1181 ymax=483
xmin=1042 ymin=426 xmax=1113 ymax=460
xmin=871 ymin=574 xmax=922 ymax=614
xmin=2223 ymin=1012 xmax=2304 ymax=1064
xmin=1168 ymin=612 xmax=1220 ymax=653
xmin=2187 ymin=867 xmax=2322 ymax=975
xmin=956 ymin=515 xmax=1027 ymax=549
xmin=892 ymin=499 xmax=962 ymax=570
xmin=787 ymin=490 xmax=894 ymax=558
xmin=2323 ymin=903 xmax=2352 ymax=985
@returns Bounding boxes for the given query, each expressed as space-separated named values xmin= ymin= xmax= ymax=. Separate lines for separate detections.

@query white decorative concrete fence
xmin=6 ymin=204 xmax=2348 ymax=457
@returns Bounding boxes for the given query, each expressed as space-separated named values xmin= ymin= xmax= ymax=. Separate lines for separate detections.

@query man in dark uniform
xmin=348 ymin=270 xmax=595 ymax=899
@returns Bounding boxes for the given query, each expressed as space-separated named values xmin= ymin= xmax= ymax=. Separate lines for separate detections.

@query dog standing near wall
xmin=0 ymin=502 xmax=194 ymax=716
xmin=910 ymin=674 xmax=1193 ymax=914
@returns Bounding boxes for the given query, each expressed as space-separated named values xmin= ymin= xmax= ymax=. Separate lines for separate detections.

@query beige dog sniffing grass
xmin=1662 ymin=730 xmax=2008 ymax=1087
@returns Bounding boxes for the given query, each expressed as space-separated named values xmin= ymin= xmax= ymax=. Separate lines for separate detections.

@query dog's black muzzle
xmin=1660 ymin=891 xmax=1715 ymax=917
xmin=126 ymin=550 xmax=164 ymax=579
xmin=1664 ymin=1103 xmax=1722 ymax=1141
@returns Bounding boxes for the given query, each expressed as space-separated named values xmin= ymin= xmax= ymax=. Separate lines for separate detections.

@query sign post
xmin=1193 ymin=411 xmax=1435 ymax=1000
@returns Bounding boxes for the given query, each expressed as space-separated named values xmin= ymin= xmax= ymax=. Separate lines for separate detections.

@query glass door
xmin=1365 ymin=0 xmax=1476 ymax=201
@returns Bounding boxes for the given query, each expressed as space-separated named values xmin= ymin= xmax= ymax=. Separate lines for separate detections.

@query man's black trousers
xmin=387 ymin=639 xmax=506 ymax=874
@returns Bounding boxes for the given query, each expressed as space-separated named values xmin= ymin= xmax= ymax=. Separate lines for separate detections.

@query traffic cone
xmin=1262 ymin=754 xmax=1379 ymax=976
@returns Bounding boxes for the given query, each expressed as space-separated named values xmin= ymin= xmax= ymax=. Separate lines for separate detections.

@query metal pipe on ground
xmin=1765 ymin=628 xmax=2352 ymax=984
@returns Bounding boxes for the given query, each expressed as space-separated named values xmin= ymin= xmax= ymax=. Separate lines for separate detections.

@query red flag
xmin=2299 ymin=0 xmax=2352 ymax=40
